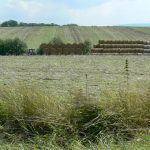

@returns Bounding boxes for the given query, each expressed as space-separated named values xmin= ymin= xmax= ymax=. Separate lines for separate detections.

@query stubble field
xmin=0 ymin=55 xmax=150 ymax=97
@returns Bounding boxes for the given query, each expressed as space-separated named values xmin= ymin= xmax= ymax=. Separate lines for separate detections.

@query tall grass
xmin=0 ymin=83 xmax=149 ymax=148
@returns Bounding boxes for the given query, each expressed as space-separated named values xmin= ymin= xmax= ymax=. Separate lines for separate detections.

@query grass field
xmin=0 ymin=55 xmax=150 ymax=149
xmin=0 ymin=26 xmax=150 ymax=48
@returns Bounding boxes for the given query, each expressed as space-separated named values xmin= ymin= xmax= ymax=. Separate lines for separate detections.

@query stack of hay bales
xmin=39 ymin=43 xmax=84 ymax=55
xmin=92 ymin=40 xmax=147 ymax=54
xmin=144 ymin=41 xmax=150 ymax=54
xmin=63 ymin=43 xmax=84 ymax=55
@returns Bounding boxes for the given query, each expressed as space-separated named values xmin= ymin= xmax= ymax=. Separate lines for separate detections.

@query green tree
xmin=50 ymin=37 xmax=64 ymax=45
xmin=0 ymin=39 xmax=5 ymax=55
xmin=37 ymin=47 xmax=44 ymax=55
xmin=1 ymin=20 xmax=18 ymax=27
xmin=12 ymin=38 xmax=27 ymax=55
xmin=83 ymin=40 xmax=92 ymax=55
xmin=0 ymin=38 xmax=27 ymax=55
xmin=3 ymin=39 xmax=13 ymax=54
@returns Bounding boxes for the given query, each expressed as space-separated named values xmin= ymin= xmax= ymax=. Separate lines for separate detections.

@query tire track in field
xmin=129 ymin=27 xmax=150 ymax=40
xmin=68 ymin=26 xmax=81 ymax=43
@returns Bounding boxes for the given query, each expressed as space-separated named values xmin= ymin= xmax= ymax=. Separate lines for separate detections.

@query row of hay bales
xmin=92 ymin=48 xmax=144 ymax=53
xmin=98 ymin=40 xmax=149 ymax=44
xmin=40 ymin=43 xmax=84 ymax=55
xmin=94 ymin=44 xmax=144 ymax=49
xmin=92 ymin=40 xmax=150 ymax=54
xmin=39 ymin=40 xmax=150 ymax=55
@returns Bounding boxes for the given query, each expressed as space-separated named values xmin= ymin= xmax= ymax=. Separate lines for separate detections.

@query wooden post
xmin=86 ymin=74 xmax=88 ymax=98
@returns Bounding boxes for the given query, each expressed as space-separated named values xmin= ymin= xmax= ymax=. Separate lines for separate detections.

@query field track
xmin=0 ymin=26 xmax=150 ymax=48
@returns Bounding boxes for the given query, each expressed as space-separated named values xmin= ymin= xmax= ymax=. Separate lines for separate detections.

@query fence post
xmin=86 ymin=74 xmax=88 ymax=97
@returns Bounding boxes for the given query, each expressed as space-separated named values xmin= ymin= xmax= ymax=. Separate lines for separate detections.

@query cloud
xmin=69 ymin=0 xmax=150 ymax=25
xmin=58 ymin=0 xmax=104 ymax=8
xmin=1 ymin=0 xmax=150 ymax=25
xmin=8 ymin=0 xmax=43 ymax=18
xmin=5 ymin=0 xmax=71 ymax=23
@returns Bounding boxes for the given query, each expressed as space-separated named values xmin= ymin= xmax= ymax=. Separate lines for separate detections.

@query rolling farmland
xmin=0 ymin=26 xmax=150 ymax=48
xmin=0 ymin=27 xmax=150 ymax=149
xmin=1 ymin=0 xmax=150 ymax=148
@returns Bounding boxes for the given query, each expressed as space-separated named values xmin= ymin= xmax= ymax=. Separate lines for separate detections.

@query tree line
xmin=0 ymin=20 xmax=78 ymax=27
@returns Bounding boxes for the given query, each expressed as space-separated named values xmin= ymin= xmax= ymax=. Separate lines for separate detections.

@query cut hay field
xmin=0 ymin=55 xmax=150 ymax=97
xmin=0 ymin=26 xmax=150 ymax=49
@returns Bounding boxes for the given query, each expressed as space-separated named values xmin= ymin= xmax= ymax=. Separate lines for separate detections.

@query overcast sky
xmin=0 ymin=0 xmax=150 ymax=26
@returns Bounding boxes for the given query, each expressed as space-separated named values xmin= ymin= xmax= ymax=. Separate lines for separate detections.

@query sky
xmin=0 ymin=0 xmax=150 ymax=26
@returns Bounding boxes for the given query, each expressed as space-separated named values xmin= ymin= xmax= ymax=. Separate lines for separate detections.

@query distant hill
xmin=0 ymin=26 xmax=150 ymax=49
xmin=119 ymin=23 xmax=150 ymax=27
